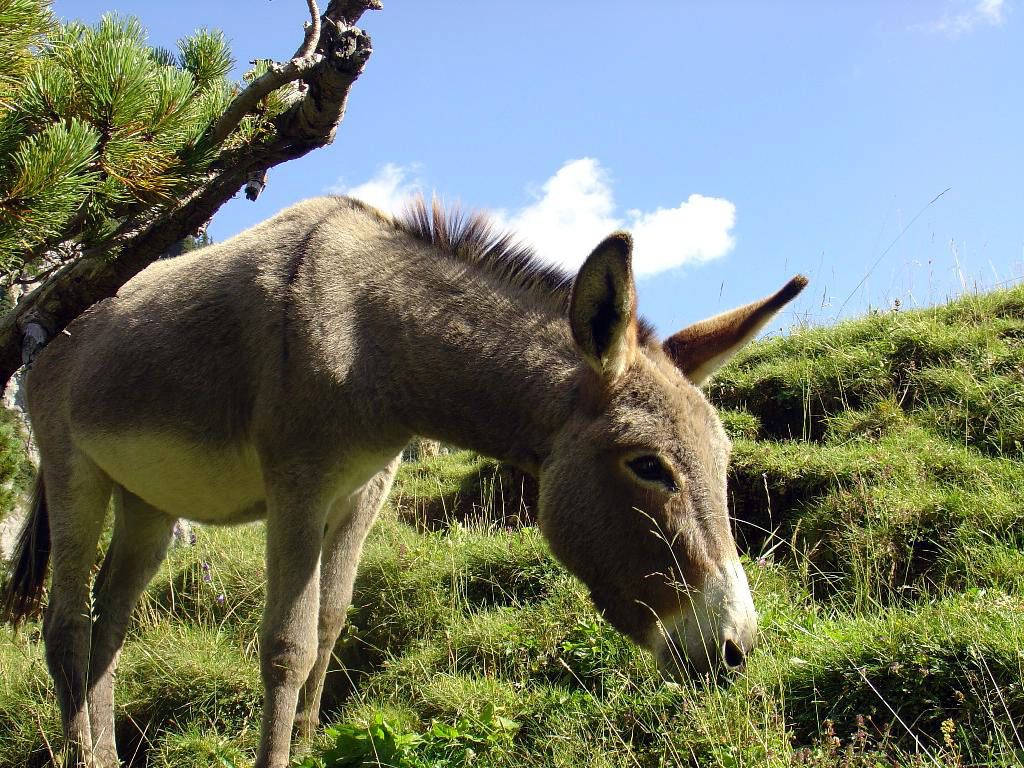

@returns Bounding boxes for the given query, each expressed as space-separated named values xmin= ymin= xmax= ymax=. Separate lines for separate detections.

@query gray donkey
xmin=2 ymin=195 xmax=805 ymax=767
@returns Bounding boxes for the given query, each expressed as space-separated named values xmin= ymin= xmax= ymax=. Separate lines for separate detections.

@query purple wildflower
xmin=216 ymin=593 xmax=226 ymax=605
xmin=201 ymin=561 xmax=212 ymax=583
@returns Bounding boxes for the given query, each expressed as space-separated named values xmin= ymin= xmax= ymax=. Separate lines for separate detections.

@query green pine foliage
xmin=0 ymin=0 xmax=53 ymax=114
xmin=0 ymin=3 xmax=285 ymax=278
xmin=0 ymin=9 xmax=234 ymax=270
xmin=179 ymin=229 xmax=213 ymax=253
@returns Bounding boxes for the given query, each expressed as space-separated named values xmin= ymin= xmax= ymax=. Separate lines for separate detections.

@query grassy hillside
xmin=3 ymin=287 xmax=1024 ymax=766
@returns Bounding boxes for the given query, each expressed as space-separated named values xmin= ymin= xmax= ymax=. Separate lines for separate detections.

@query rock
xmin=0 ymin=511 xmax=22 ymax=564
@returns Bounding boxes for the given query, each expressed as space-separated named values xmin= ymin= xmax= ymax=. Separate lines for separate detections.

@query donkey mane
xmin=392 ymin=196 xmax=657 ymax=345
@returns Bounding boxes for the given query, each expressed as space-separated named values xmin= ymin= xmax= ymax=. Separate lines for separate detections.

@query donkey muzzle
xmin=649 ymin=558 xmax=758 ymax=679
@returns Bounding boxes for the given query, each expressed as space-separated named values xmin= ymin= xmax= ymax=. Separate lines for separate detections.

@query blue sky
xmin=58 ymin=0 xmax=1023 ymax=337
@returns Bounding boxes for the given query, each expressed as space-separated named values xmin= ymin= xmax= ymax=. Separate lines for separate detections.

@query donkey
xmin=2 ymin=195 xmax=805 ymax=768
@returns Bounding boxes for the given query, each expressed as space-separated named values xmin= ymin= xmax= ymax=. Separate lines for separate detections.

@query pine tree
xmin=0 ymin=0 xmax=377 ymax=387
xmin=179 ymin=229 xmax=213 ymax=254
xmin=0 ymin=8 xmax=240 ymax=273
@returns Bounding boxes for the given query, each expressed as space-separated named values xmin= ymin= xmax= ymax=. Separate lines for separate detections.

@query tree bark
xmin=0 ymin=0 xmax=379 ymax=391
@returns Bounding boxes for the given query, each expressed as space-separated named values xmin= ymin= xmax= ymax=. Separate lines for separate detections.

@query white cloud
xmin=978 ymin=0 xmax=1010 ymax=22
xmin=627 ymin=195 xmax=736 ymax=276
xmin=328 ymin=162 xmax=422 ymax=214
xmin=917 ymin=0 xmax=1008 ymax=37
xmin=332 ymin=157 xmax=737 ymax=277
xmin=492 ymin=158 xmax=620 ymax=272
xmin=498 ymin=158 xmax=736 ymax=277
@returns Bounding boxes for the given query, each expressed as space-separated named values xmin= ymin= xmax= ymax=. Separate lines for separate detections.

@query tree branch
xmin=0 ymin=0 xmax=379 ymax=390
xmin=244 ymin=169 xmax=268 ymax=201
xmin=324 ymin=0 xmax=382 ymax=26
xmin=292 ymin=0 xmax=321 ymax=59
xmin=208 ymin=52 xmax=322 ymax=146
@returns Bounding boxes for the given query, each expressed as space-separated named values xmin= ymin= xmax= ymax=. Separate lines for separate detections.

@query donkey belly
xmin=81 ymin=433 xmax=266 ymax=523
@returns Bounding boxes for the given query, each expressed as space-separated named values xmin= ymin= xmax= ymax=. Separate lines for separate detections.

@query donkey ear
xmin=569 ymin=232 xmax=638 ymax=380
xmin=663 ymin=275 xmax=808 ymax=385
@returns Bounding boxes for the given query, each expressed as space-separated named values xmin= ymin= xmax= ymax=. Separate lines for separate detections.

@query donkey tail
xmin=1 ymin=473 xmax=50 ymax=625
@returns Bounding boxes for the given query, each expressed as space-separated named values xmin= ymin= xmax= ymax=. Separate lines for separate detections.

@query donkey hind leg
xmin=42 ymin=453 xmax=113 ymax=767
xmin=255 ymin=483 xmax=330 ymax=768
xmin=295 ymin=456 xmax=401 ymax=738
xmin=87 ymin=487 xmax=176 ymax=767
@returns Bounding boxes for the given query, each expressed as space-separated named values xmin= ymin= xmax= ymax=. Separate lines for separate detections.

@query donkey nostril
xmin=723 ymin=638 xmax=745 ymax=669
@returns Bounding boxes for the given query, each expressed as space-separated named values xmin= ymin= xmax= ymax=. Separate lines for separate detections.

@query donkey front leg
xmin=88 ymin=488 xmax=177 ymax=767
xmin=256 ymin=486 xmax=329 ymax=768
xmin=295 ymin=457 xmax=401 ymax=738
xmin=42 ymin=453 xmax=113 ymax=767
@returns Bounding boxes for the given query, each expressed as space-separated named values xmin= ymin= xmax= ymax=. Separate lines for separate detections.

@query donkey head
xmin=537 ymin=232 xmax=806 ymax=678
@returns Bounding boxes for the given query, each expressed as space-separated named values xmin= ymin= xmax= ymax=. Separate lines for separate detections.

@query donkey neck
xmin=364 ymin=253 xmax=581 ymax=474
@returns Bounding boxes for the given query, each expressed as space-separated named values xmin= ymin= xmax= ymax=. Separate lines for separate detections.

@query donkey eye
xmin=626 ymin=455 xmax=679 ymax=492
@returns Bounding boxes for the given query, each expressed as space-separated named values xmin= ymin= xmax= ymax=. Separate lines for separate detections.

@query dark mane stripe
xmin=394 ymin=196 xmax=657 ymax=345
xmin=396 ymin=196 xmax=573 ymax=300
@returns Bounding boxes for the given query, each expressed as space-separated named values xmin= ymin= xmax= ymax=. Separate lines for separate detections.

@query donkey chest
xmin=83 ymin=433 xmax=267 ymax=523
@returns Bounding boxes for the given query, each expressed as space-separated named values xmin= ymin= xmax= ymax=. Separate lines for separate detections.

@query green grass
xmin=391 ymin=452 xmax=537 ymax=529
xmin=3 ymin=286 xmax=1024 ymax=766
xmin=0 ymin=405 xmax=35 ymax=526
